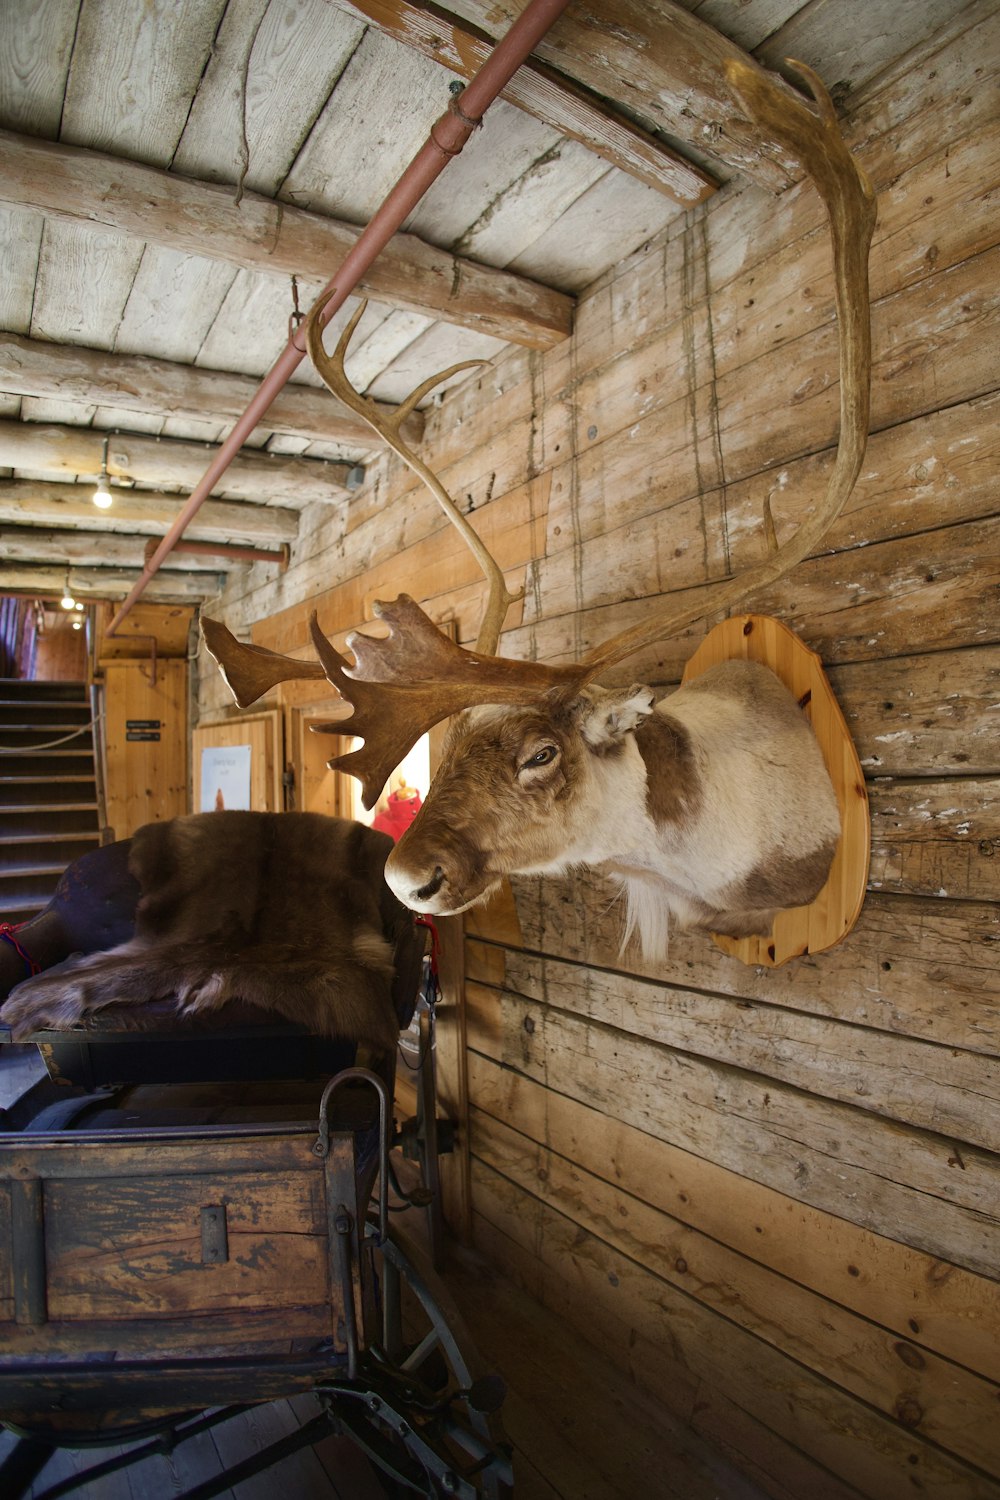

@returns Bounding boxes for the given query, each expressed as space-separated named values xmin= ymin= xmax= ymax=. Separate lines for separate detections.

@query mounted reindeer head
xmin=203 ymin=60 xmax=876 ymax=960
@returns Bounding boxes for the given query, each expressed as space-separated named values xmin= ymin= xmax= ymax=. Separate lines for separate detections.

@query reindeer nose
xmin=413 ymin=865 xmax=445 ymax=902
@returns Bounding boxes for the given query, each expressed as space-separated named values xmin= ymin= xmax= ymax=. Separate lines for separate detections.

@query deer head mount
xmin=203 ymin=58 xmax=876 ymax=959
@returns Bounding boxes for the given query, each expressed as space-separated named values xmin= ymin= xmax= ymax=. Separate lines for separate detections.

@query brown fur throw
xmin=2 ymin=812 xmax=412 ymax=1049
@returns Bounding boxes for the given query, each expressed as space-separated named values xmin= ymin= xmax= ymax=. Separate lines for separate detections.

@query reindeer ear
xmin=575 ymin=684 xmax=656 ymax=750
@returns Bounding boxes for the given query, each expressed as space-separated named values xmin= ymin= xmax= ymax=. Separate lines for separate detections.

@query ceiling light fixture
xmin=61 ymin=578 xmax=76 ymax=610
xmin=93 ymin=434 xmax=113 ymax=509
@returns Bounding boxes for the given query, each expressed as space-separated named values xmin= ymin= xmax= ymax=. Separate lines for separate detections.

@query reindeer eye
xmin=522 ymin=744 xmax=558 ymax=770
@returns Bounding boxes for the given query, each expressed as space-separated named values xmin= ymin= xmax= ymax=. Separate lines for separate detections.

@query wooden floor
xmin=0 ymin=1047 xmax=767 ymax=1498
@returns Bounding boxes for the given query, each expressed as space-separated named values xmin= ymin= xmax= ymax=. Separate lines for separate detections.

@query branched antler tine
xmin=306 ymin=605 xmax=583 ymax=807
xmin=304 ymin=286 xmax=520 ymax=656
xmin=393 ymin=360 xmax=488 ymax=427
xmin=200 ymin=616 xmax=325 ymax=708
xmin=567 ymin=57 xmax=876 ymax=681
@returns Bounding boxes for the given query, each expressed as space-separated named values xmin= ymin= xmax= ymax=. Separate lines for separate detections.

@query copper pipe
xmin=107 ymin=0 xmax=573 ymax=635
xmin=142 ymin=538 xmax=290 ymax=570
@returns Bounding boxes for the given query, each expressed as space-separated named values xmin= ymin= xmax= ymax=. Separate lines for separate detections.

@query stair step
xmin=0 ymin=804 xmax=99 ymax=816
xmin=0 ymin=679 xmax=87 ymax=702
xmin=0 ymin=722 xmax=93 ymax=733
xmin=4 ymin=830 xmax=101 ymax=845
xmin=0 ymin=774 xmax=97 ymax=783
xmin=1 ymin=759 xmax=96 ymax=782
xmin=0 ymin=861 xmax=68 ymax=880
xmin=0 ymin=903 xmax=46 ymax=926
xmin=0 ymin=680 xmax=98 ymax=928
xmin=1 ymin=783 xmax=97 ymax=808
xmin=1 ymin=816 xmax=100 ymax=853
xmin=0 ymin=707 xmax=91 ymax=728
xmin=0 ymin=873 xmax=62 ymax=911
xmin=0 ymin=748 xmax=93 ymax=757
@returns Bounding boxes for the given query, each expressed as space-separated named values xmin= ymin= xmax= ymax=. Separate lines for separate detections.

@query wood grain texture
xmin=473 ymin=1167 xmax=998 ymax=1500
xmin=0 ymin=478 xmax=299 ymax=545
xmin=193 ymin=11 xmax=1000 ymax=1495
xmin=0 ymin=331 xmax=423 ymax=448
xmin=345 ymin=0 xmax=716 ymax=204
xmin=0 ymin=129 xmax=574 ymax=349
xmin=466 ymin=1046 xmax=1000 ymax=1382
xmin=0 ymin=419 xmax=353 ymax=503
xmin=443 ymin=0 xmax=804 ymax=189
xmin=103 ymin=659 xmax=188 ymax=838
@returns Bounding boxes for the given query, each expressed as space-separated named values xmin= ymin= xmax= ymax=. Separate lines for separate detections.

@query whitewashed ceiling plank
xmin=92 ymin=407 xmax=167 ymax=436
xmin=366 ymin=321 xmax=503 ymax=405
xmin=0 ymin=0 xmax=80 ymax=136
xmin=342 ymin=308 xmax=435 ymax=394
xmin=455 ymin=137 xmax=613 ymax=270
xmin=1 ymin=131 xmax=574 ymax=347
xmin=442 ymin=0 xmax=802 ymax=189
xmin=114 ymin=246 xmax=239 ymax=362
xmin=265 ymin=434 xmax=311 ymax=456
xmin=291 ymin=438 xmax=367 ymax=463
xmin=174 ymin=0 xmax=366 ymax=194
xmin=272 ymin=296 xmax=428 ymax=401
xmin=756 ymin=0 xmax=974 ymax=100
xmin=0 ymin=206 xmax=43 ymax=334
xmin=160 ymin=416 xmax=230 ymax=444
xmin=280 ymin=29 xmax=447 ymax=221
xmin=0 ymin=526 xmax=239 ymax=572
xmin=690 ymin=0 xmax=805 ymax=53
xmin=60 ymin=0 xmax=227 ymax=166
xmin=0 ymin=478 xmax=299 ymax=544
xmin=0 ymin=562 xmax=218 ymax=603
xmin=508 ymin=171 xmax=679 ymax=294
xmin=339 ymin=0 xmax=716 ymax=205
xmin=31 ymin=222 xmax=143 ymax=348
xmin=196 ymin=268 xmax=315 ymax=377
xmin=0 ymin=397 xmax=21 ymax=421
xmin=0 ymin=419 xmax=354 ymax=503
xmin=20 ymin=397 xmax=98 ymax=428
xmin=405 ymin=99 xmax=563 ymax=248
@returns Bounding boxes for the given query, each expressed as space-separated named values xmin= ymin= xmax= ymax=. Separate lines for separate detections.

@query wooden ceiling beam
xmin=344 ymin=0 xmax=716 ymax=205
xmin=0 ymin=479 xmax=298 ymax=546
xmin=0 ymin=420 xmax=353 ymax=506
xmin=0 ymin=525 xmax=239 ymax=574
xmin=0 ymin=130 xmax=574 ymax=350
xmin=442 ymin=0 xmax=805 ymax=191
xmin=0 ymin=332 xmax=423 ymax=449
xmin=0 ymin=563 xmax=214 ymax=605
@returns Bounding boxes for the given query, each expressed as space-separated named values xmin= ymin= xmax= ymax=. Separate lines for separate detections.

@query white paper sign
xmin=200 ymin=744 xmax=252 ymax=812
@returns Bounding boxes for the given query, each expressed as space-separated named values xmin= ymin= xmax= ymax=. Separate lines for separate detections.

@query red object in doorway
xmin=373 ymin=789 xmax=422 ymax=842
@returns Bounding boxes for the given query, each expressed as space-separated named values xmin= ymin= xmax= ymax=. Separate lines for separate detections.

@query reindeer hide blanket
xmin=2 ymin=811 xmax=411 ymax=1049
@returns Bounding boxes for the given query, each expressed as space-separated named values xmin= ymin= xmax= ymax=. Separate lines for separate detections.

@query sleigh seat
xmin=0 ymin=813 xmax=509 ymax=1499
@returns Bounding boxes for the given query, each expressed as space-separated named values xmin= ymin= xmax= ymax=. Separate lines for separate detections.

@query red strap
xmin=0 ymin=923 xmax=41 ymax=977
xmin=414 ymin=915 xmax=440 ymax=978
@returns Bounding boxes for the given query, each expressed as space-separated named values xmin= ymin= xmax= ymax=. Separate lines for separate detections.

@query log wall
xmin=197 ymin=6 xmax=1000 ymax=1495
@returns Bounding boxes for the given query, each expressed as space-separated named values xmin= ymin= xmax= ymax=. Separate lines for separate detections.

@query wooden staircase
xmin=0 ymin=680 xmax=100 ymax=927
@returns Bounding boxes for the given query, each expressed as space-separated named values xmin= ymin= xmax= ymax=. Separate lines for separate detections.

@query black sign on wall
xmin=126 ymin=718 xmax=162 ymax=742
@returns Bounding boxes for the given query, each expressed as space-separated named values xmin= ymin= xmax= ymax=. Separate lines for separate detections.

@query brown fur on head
xmin=384 ymin=683 xmax=664 ymax=917
xmin=382 ymin=663 xmax=840 ymax=962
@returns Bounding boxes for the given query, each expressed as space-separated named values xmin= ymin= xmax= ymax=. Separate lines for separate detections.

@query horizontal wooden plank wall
xmin=198 ymin=5 xmax=1000 ymax=1496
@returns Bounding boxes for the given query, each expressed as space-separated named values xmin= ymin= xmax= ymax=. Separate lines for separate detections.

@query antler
xmin=306 ymin=599 xmax=582 ymax=807
xmin=305 ymin=293 xmax=522 ymax=655
xmin=201 ymin=616 xmax=325 ymax=707
xmin=315 ymin=58 xmax=876 ymax=802
xmin=203 ymin=61 xmax=876 ymax=811
xmin=572 ymin=57 xmax=877 ymax=676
